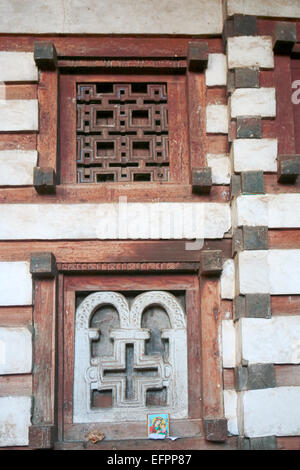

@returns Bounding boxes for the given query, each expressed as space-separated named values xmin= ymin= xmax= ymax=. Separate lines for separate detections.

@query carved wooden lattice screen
xmin=60 ymin=73 xmax=190 ymax=186
xmin=76 ymin=83 xmax=169 ymax=183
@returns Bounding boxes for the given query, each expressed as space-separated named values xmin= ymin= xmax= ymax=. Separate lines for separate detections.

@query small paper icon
xmin=147 ymin=413 xmax=169 ymax=438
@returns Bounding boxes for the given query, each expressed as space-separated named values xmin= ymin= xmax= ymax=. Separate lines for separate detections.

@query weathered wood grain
xmin=0 ymin=306 xmax=32 ymax=326
xmin=0 ymin=239 xmax=232 ymax=263
xmin=0 ymin=84 xmax=37 ymax=100
xmin=271 ymin=295 xmax=300 ymax=316
xmin=0 ymin=183 xmax=230 ymax=203
xmin=0 ymin=374 xmax=32 ymax=396
xmin=0 ymin=133 xmax=36 ymax=151
xmin=261 ymin=55 xmax=295 ymax=155
xmin=0 ymin=36 xmax=223 ymax=57
xmin=37 ymin=69 xmax=59 ymax=170
xmin=275 ymin=365 xmax=300 ymax=387
xmin=200 ymin=277 xmax=224 ymax=418
xmin=31 ymin=277 xmax=57 ymax=426
xmin=268 ymin=229 xmax=300 ymax=249
xmin=187 ymin=71 xmax=207 ymax=168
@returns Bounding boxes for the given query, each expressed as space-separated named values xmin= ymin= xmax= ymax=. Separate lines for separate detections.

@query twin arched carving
xmin=76 ymin=290 xmax=186 ymax=331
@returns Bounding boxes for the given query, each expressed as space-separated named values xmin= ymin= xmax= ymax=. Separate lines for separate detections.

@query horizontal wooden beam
xmin=223 ymin=369 xmax=235 ymax=390
xmin=268 ymin=229 xmax=300 ymax=249
xmin=277 ymin=436 xmax=300 ymax=451
xmin=0 ymin=306 xmax=32 ymax=326
xmin=275 ymin=364 xmax=300 ymax=387
xmin=0 ymin=239 xmax=232 ymax=263
xmin=0 ymin=374 xmax=32 ymax=396
xmin=59 ymin=58 xmax=187 ymax=71
xmin=0 ymin=36 xmax=224 ymax=57
xmin=271 ymin=295 xmax=300 ymax=316
xmin=264 ymin=174 xmax=300 ymax=193
xmin=0 ymin=84 xmax=37 ymax=100
xmin=54 ymin=436 xmax=237 ymax=450
xmin=0 ymin=184 xmax=230 ymax=204
xmin=0 ymin=133 xmax=36 ymax=152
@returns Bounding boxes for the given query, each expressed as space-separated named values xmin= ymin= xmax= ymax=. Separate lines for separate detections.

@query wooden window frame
xmin=38 ymin=37 xmax=209 ymax=202
xmin=0 ymin=36 xmax=230 ymax=203
xmin=60 ymin=272 xmax=201 ymax=442
xmin=26 ymin=241 xmax=229 ymax=449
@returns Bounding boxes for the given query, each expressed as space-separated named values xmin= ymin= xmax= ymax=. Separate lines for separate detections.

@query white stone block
xmin=0 ymin=100 xmax=38 ymax=131
xmin=0 ymin=396 xmax=31 ymax=447
xmin=240 ymin=317 xmax=300 ymax=365
xmin=0 ymin=202 xmax=231 ymax=240
xmin=231 ymin=88 xmax=276 ymax=118
xmin=0 ymin=150 xmax=37 ymax=186
xmin=243 ymin=387 xmax=300 ymax=438
xmin=227 ymin=0 xmax=300 ymax=19
xmin=268 ymin=250 xmax=300 ymax=295
xmin=238 ymin=250 xmax=300 ymax=295
xmin=0 ymin=328 xmax=32 ymax=374
xmin=224 ymin=390 xmax=238 ymax=435
xmin=0 ymin=0 xmax=223 ymax=34
xmin=232 ymin=139 xmax=277 ymax=173
xmin=0 ymin=262 xmax=32 ymax=306
xmin=205 ymin=53 xmax=227 ymax=86
xmin=0 ymin=52 xmax=38 ymax=82
xmin=235 ymin=194 xmax=300 ymax=228
xmin=227 ymin=36 xmax=274 ymax=69
xmin=238 ymin=250 xmax=269 ymax=294
xmin=206 ymin=154 xmax=231 ymax=185
xmin=206 ymin=104 xmax=229 ymax=134
xmin=222 ymin=320 xmax=236 ymax=368
xmin=267 ymin=194 xmax=300 ymax=228
xmin=221 ymin=259 xmax=235 ymax=299
xmin=234 ymin=194 xmax=268 ymax=227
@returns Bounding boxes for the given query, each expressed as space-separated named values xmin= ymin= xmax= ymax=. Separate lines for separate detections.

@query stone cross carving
xmin=73 ymin=291 xmax=188 ymax=423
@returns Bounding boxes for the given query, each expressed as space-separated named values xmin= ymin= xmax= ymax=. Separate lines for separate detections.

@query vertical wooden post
xmin=186 ymin=70 xmax=207 ymax=169
xmin=201 ymin=277 xmax=224 ymax=417
xmin=199 ymin=250 xmax=227 ymax=442
xmin=29 ymin=252 xmax=58 ymax=449
xmin=37 ymin=69 xmax=59 ymax=169
xmin=34 ymin=41 xmax=59 ymax=192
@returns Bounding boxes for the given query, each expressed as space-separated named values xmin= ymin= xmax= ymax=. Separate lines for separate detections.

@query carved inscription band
xmin=57 ymin=262 xmax=199 ymax=272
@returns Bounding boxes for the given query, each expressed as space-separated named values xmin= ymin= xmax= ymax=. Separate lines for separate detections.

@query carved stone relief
xmin=73 ymin=291 xmax=188 ymax=423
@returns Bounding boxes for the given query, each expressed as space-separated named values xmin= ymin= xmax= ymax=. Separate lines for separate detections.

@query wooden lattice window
xmin=60 ymin=72 xmax=194 ymax=186
xmin=76 ymin=82 xmax=169 ymax=183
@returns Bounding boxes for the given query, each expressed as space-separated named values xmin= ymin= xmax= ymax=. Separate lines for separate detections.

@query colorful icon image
xmin=147 ymin=413 xmax=169 ymax=438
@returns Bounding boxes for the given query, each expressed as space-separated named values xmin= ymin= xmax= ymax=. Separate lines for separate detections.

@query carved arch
xmin=75 ymin=291 xmax=130 ymax=330
xmin=130 ymin=291 xmax=186 ymax=329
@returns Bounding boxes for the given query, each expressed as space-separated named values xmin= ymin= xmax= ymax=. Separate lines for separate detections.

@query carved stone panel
xmin=73 ymin=291 xmax=188 ymax=423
